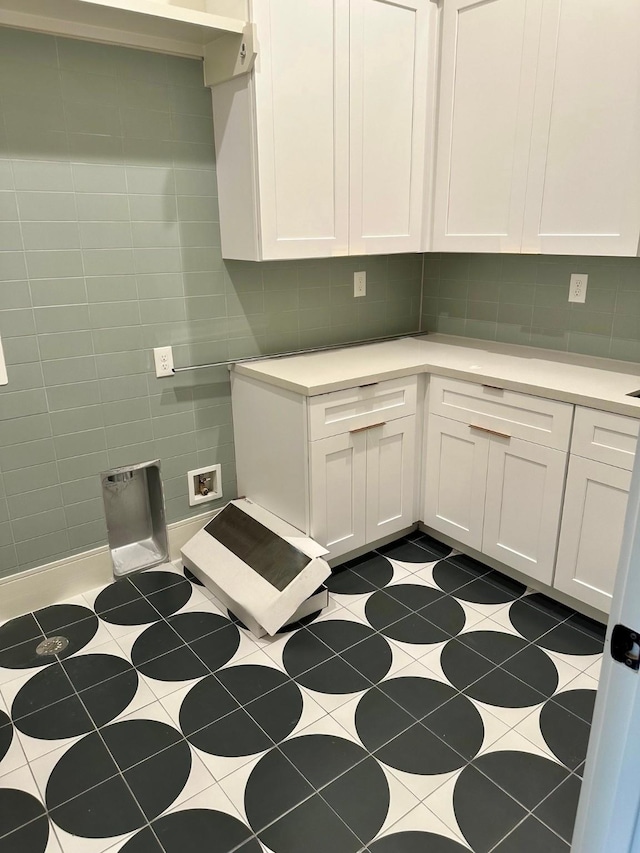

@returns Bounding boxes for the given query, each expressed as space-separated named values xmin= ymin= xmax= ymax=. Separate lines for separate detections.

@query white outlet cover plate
xmin=569 ymin=273 xmax=588 ymax=303
xmin=153 ymin=346 xmax=174 ymax=377
xmin=188 ymin=463 xmax=222 ymax=506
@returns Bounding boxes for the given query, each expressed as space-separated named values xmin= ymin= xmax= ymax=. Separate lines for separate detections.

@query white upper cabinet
xmin=522 ymin=0 xmax=640 ymax=255
xmin=432 ymin=0 xmax=541 ymax=253
xmin=213 ymin=0 xmax=350 ymax=260
xmin=432 ymin=0 xmax=640 ymax=256
xmin=349 ymin=0 xmax=431 ymax=254
xmin=212 ymin=0 xmax=435 ymax=260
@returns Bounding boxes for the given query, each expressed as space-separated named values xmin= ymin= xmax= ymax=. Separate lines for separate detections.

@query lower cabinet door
xmin=554 ymin=455 xmax=632 ymax=613
xmin=365 ymin=416 xmax=417 ymax=544
xmin=483 ymin=436 xmax=567 ymax=584
xmin=310 ymin=431 xmax=367 ymax=559
xmin=423 ymin=414 xmax=489 ymax=551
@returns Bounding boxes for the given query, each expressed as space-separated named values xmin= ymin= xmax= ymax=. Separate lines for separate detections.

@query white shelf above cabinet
xmin=0 ymin=0 xmax=251 ymax=62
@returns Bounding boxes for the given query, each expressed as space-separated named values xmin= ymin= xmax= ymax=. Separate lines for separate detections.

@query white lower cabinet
xmin=423 ymin=414 xmax=489 ymax=551
xmin=424 ymin=412 xmax=567 ymax=584
xmin=310 ymin=416 xmax=417 ymax=559
xmin=554 ymin=456 xmax=631 ymax=612
xmin=483 ymin=437 xmax=567 ymax=584
xmin=310 ymin=431 xmax=368 ymax=558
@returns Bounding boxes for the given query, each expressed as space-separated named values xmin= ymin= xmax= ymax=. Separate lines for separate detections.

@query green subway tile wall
xmin=0 ymin=28 xmax=423 ymax=578
xmin=422 ymin=253 xmax=640 ymax=360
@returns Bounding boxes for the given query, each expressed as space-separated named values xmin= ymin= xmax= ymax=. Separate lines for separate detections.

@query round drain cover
xmin=36 ymin=636 xmax=69 ymax=656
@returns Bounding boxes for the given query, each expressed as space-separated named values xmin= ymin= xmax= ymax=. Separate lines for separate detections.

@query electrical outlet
xmin=153 ymin=346 xmax=174 ymax=378
xmin=569 ymin=273 xmax=588 ymax=303
xmin=354 ymin=271 xmax=366 ymax=298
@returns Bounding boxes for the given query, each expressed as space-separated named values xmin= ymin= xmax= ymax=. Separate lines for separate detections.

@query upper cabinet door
xmin=349 ymin=0 xmax=433 ymax=254
xmin=522 ymin=0 xmax=640 ymax=256
xmin=431 ymin=0 xmax=542 ymax=252
xmin=252 ymin=0 xmax=350 ymax=259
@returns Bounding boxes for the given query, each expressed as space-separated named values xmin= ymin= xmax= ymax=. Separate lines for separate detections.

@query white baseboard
xmin=0 ymin=510 xmax=217 ymax=622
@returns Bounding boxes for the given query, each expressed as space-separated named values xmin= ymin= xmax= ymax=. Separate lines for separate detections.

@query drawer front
xmin=308 ymin=376 xmax=417 ymax=440
xmin=571 ymin=406 xmax=639 ymax=470
xmin=428 ymin=376 xmax=573 ymax=450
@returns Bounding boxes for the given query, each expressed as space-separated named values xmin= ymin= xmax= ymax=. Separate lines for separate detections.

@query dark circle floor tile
xmin=130 ymin=571 xmax=186 ymax=596
xmin=509 ymin=597 xmax=566 ymax=642
xmin=50 ymin=614 xmax=99 ymax=660
xmin=357 ymin=676 xmax=482 ymax=773
xmin=0 ymin=608 xmax=98 ymax=670
xmin=0 ymin=617 xmax=47 ymax=670
xmin=369 ymin=831 xmax=469 ymax=852
xmin=179 ymin=674 xmax=240 ymax=736
xmin=407 ymin=532 xmax=453 ymax=560
xmin=0 ymin=613 xmax=42 ymax=652
xmin=441 ymin=634 xmax=557 ymax=707
xmin=246 ymin=735 xmax=389 ymax=851
xmin=0 ymin=788 xmax=49 ymax=853
xmin=325 ymin=566 xmax=388 ymax=596
xmin=144 ymin=582 xmax=193 ymax=618
xmin=458 ymin=631 xmax=529 ymax=665
xmin=188 ymin=624 xmax=242 ymax=673
xmin=122 ymin=810 xmax=261 ymax=853
xmin=35 ymin=604 xmax=95 ymax=635
xmin=13 ymin=654 xmax=139 ymax=739
xmin=328 ymin=552 xmax=393 ymax=595
xmin=101 ymin=718 xmax=184 ymax=772
xmin=94 ymin=580 xmax=161 ymax=626
xmin=131 ymin=616 xmax=239 ymax=681
xmin=345 ymin=552 xmax=395 ymax=587
xmin=434 ymin=556 xmax=526 ymax=604
xmin=51 ymin=774 xmax=145 ymax=838
xmin=529 ymin=620 xmax=604 ymax=656
xmin=553 ymin=687 xmax=597 ymax=724
xmin=167 ymin=612 xmax=234 ymax=645
xmin=365 ymin=583 xmax=466 ymax=643
xmin=433 ymin=553 xmax=488 ymax=589
xmin=454 ymin=764 xmax=527 ymax=852
xmin=181 ymin=666 xmax=303 ymax=756
xmin=47 ymin=720 xmax=190 ymax=837
xmin=124 ymin=740 xmax=192 ymax=821
xmin=366 ymin=589 xmax=462 ymax=645
xmin=474 ymin=750 xmax=569 ymax=810
xmin=540 ymin=693 xmax=592 ymax=770
xmin=377 ymin=539 xmax=440 ymax=563
xmin=283 ymin=621 xmax=392 ymax=693
xmin=0 ymin=710 xmax=13 ymax=761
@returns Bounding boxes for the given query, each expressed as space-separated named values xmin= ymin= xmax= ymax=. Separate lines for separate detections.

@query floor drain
xmin=36 ymin=636 xmax=69 ymax=656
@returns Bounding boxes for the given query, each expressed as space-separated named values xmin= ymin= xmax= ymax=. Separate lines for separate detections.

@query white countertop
xmin=232 ymin=334 xmax=640 ymax=418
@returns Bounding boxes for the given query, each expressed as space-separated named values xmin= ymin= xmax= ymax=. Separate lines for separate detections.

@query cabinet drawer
xmin=308 ymin=376 xmax=417 ymax=440
xmin=428 ymin=376 xmax=572 ymax=450
xmin=571 ymin=407 xmax=639 ymax=470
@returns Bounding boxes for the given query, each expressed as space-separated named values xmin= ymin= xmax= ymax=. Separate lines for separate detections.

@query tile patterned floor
xmin=0 ymin=532 xmax=605 ymax=853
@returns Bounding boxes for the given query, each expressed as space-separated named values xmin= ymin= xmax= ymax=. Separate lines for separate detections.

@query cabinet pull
xmin=470 ymin=424 xmax=511 ymax=439
xmin=482 ymin=384 xmax=503 ymax=391
xmin=350 ymin=421 xmax=386 ymax=434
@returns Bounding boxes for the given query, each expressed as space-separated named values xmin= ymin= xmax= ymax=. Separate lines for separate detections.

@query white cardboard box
xmin=181 ymin=498 xmax=331 ymax=636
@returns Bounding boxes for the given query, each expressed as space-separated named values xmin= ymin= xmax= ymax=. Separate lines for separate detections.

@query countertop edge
xmin=231 ymin=338 xmax=640 ymax=418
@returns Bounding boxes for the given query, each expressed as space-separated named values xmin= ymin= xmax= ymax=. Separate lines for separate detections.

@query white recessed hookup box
xmin=181 ymin=498 xmax=331 ymax=637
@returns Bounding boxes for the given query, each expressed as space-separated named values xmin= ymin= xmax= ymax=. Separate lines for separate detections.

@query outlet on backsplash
xmin=569 ymin=273 xmax=588 ymax=303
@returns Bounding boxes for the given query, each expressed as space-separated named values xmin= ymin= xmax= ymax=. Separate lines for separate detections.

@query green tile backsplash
xmin=0 ymin=28 xmax=422 ymax=578
xmin=422 ymin=253 xmax=640 ymax=360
